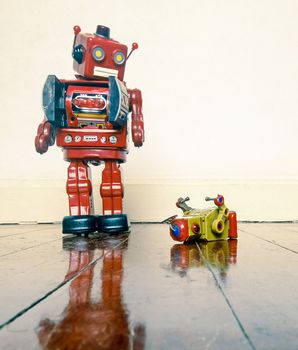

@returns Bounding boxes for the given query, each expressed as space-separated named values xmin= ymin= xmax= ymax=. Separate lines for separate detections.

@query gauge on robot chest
xmin=72 ymin=93 xmax=107 ymax=113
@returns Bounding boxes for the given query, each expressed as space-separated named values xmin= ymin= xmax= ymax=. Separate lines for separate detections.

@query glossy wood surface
xmin=0 ymin=223 xmax=298 ymax=349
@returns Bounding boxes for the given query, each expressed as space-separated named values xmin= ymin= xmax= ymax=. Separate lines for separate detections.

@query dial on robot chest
xmin=65 ymin=85 xmax=112 ymax=129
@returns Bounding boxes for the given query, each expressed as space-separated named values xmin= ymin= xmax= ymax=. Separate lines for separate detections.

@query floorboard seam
xmin=0 ymin=238 xmax=61 ymax=258
xmin=195 ymin=242 xmax=257 ymax=350
xmin=0 ymin=237 xmax=129 ymax=331
xmin=238 ymin=229 xmax=298 ymax=254
xmin=0 ymin=227 xmax=56 ymax=239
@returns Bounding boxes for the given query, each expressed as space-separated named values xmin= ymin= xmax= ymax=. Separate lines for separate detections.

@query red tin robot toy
xmin=35 ymin=25 xmax=144 ymax=235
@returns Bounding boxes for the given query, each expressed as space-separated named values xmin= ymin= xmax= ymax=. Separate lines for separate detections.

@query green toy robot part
xmin=169 ymin=195 xmax=237 ymax=242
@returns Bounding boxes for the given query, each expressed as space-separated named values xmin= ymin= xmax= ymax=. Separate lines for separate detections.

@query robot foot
xmin=97 ymin=214 xmax=130 ymax=234
xmin=62 ymin=215 xmax=98 ymax=235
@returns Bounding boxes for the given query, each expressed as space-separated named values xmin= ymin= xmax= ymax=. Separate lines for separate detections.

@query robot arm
xmin=128 ymin=89 xmax=144 ymax=147
xmin=35 ymin=75 xmax=66 ymax=154
xmin=35 ymin=118 xmax=55 ymax=154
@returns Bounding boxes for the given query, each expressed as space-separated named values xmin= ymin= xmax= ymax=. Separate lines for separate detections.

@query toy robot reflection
xmin=35 ymin=25 xmax=144 ymax=235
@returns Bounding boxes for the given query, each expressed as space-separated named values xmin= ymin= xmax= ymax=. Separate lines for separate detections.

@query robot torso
xmin=42 ymin=75 xmax=130 ymax=157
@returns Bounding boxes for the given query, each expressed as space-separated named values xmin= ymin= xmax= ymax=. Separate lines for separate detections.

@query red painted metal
xmin=170 ymin=219 xmax=189 ymax=242
xmin=66 ymin=160 xmax=93 ymax=216
xmin=35 ymin=25 xmax=144 ymax=221
xmin=56 ymin=127 xmax=127 ymax=148
xmin=228 ymin=211 xmax=238 ymax=239
xmin=191 ymin=222 xmax=200 ymax=234
xmin=214 ymin=194 xmax=224 ymax=206
xmin=59 ymin=78 xmax=107 ymax=85
xmin=35 ymin=120 xmax=55 ymax=154
xmin=73 ymin=31 xmax=128 ymax=81
xmin=128 ymin=89 xmax=144 ymax=147
xmin=63 ymin=149 xmax=127 ymax=162
xmin=100 ymin=160 xmax=124 ymax=215
xmin=73 ymin=25 xmax=81 ymax=35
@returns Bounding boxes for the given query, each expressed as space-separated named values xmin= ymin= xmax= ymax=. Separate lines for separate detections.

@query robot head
xmin=72 ymin=25 xmax=138 ymax=81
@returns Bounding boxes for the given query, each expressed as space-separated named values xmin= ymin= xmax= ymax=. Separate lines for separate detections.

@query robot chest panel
xmin=65 ymin=85 xmax=110 ymax=129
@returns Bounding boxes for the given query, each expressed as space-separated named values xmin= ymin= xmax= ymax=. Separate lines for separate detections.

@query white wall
xmin=0 ymin=0 xmax=298 ymax=222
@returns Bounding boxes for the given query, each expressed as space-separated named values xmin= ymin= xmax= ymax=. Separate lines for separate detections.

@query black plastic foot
xmin=62 ymin=215 xmax=98 ymax=235
xmin=97 ymin=214 xmax=130 ymax=234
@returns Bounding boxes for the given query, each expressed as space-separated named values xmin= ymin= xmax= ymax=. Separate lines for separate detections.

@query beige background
xmin=0 ymin=0 xmax=297 ymax=222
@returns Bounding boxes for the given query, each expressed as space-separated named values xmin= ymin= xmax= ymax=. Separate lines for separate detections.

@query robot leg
xmin=63 ymin=160 xmax=97 ymax=235
xmin=99 ymin=160 xmax=129 ymax=234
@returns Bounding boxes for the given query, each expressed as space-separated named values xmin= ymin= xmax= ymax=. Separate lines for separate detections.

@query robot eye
xmin=92 ymin=46 xmax=105 ymax=62
xmin=113 ymin=51 xmax=125 ymax=65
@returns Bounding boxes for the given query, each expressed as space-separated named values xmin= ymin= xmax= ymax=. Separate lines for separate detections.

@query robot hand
xmin=132 ymin=115 xmax=144 ymax=147
xmin=129 ymin=88 xmax=144 ymax=147
xmin=35 ymin=120 xmax=55 ymax=154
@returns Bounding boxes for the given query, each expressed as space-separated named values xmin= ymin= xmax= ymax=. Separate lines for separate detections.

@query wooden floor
xmin=0 ymin=223 xmax=298 ymax=349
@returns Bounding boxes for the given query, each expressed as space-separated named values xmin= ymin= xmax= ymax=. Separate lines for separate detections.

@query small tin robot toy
xmin=35 ymin=25 xmax=144 ymax=235
xmin=169 ymin=195 xmax=237 ymax=242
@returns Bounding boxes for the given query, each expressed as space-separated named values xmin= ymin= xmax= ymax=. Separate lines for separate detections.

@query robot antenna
xmin=127 ymin=42 xmax=139 ymax=60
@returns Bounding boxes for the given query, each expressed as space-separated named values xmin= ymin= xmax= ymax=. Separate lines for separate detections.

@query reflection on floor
xmin=0 ymin=223 xmax=298 ymax=349
xmin=38 ymin=235 xmax=145 ymax=349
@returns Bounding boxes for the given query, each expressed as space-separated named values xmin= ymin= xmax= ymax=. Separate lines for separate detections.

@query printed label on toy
xmin=83 ymin=135 xmax=98 ymax=142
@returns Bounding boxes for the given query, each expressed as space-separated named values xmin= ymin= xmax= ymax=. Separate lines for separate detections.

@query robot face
xmin=72 ymin=25 xmax=128 ymax=81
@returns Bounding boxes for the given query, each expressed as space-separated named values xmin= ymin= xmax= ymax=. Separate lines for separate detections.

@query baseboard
xmin=0 ymin=179 xmax=297 ymax=223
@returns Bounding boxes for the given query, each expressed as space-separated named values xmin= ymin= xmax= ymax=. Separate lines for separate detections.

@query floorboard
xmin=0 ymin=223 xmax=298 ymax=349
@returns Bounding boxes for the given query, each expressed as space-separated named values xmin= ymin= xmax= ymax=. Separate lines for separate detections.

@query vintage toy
xmin=35 ymin=25 xmax=144 ymax=235
xmin=169 ymin=195 xmax=237 ymax=242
